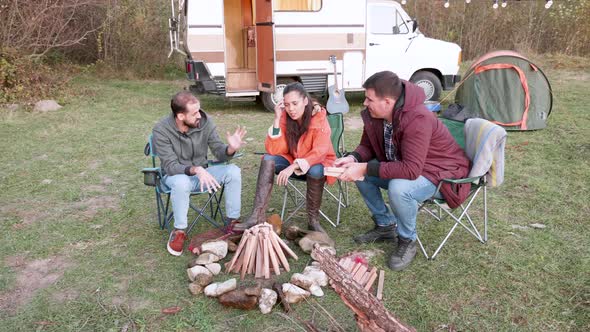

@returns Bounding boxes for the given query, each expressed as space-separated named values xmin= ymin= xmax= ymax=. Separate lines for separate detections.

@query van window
xmin=369 ymin=6 xmax=409 ymax=35
xmin=274 ymin=0 xmax=322 ymax=12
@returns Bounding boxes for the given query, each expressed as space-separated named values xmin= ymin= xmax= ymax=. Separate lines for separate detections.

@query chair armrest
xmin=440 ymin=176 xmax=482 ymax=184
xmin=142 ymin=167 xmax=160 ymax=187
xmin=208 ymin=152 xmax=244 ymax=166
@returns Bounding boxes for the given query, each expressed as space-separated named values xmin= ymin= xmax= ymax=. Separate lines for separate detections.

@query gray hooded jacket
xmin=152 ymin=110 xmax=232 ymax=176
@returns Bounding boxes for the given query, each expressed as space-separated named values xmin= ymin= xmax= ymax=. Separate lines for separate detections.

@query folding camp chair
xmin=280 ymin=113 xmax=349 ymax=227
xmin=416 ymin=118 xmax=507 ymax=259
xmin=141 ymin=134 xmax=226 ymax=234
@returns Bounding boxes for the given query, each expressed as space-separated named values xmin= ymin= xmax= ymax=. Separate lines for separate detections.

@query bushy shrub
xmin=0 ymin=49 xmax=68 ymax=104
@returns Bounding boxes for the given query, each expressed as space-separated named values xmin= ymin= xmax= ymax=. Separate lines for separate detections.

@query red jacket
xmin=351 ymin=82 xmax=470 ymax=208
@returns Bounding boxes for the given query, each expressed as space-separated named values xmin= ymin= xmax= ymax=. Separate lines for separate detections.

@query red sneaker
xmin=167 ymin=230 xmax=186 ymax=256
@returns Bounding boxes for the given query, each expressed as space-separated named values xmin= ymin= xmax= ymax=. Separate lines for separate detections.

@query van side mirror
xmin=411 ymin=18 xmax=418 ymax=32
xmin=392 ymin=26 xmax=400 ymax=34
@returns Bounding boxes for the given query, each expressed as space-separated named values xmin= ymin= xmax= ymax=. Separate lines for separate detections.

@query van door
xmin=255 ymin=0 xmax=275 ymax=92
xmin=365 ymin=2 xmax=413 ymax=80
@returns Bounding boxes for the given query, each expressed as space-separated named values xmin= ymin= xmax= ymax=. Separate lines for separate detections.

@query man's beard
xmin=185 ymin=119 xmax=200 ymax=128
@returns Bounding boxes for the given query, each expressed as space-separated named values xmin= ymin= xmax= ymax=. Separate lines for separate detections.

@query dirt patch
xmin=0 ymin=255 xmax=71 ymax=314
xmin=73 ymin=195 xmax=120 ymax=220
xmin=345 ymin=116 xmax=364 ymax=131
xmin=83 ymin=185 xmax=107 ymax=193
xmin=0 ymin=204 xmax=50 ymax=229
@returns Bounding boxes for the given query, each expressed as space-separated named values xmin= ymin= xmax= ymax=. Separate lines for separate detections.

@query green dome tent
xmin=455 ymin=50 xmax=553 ymax=130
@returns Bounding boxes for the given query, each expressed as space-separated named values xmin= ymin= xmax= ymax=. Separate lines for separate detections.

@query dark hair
xmin=171 ymin=91 xmax=199 ymax=117
xmin=283 ymin=82 xmax=312 ymax=154
xmin=362 ymin=71 xmax=402 ymax=99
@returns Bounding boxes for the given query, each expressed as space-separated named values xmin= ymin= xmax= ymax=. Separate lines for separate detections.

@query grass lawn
xmin=1 ymin=55 xmax=588 ymax=331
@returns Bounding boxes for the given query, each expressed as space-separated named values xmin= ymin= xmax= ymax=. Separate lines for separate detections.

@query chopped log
xmin=312 ymin=244 xmax=415 ymax=332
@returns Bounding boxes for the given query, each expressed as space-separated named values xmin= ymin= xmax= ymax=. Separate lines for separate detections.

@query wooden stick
xmin=255 ymin=234 xmax=263 ymax=278
xmin=227 ymin=231 xmax=248 ymax=272
xmin=364 ymin=268 xmax=378 ymax=291
xmin=376 ymin=270 xmax=385 ymax=300
xmin=269 ymin=231 xmax=290 ymax=272
xmin=247 ymin=233 xmax=258 ymax=275
xmin=359 ymin=269 xmax=371 ymax=286
xmin=263 ymin=232 xmax=270 ymax=279
xmin=353 ymin=265 xmax=368 ymax=283
xmin=271 ymin=231 xmax=299 ymax=260
xmin=273 ymin=282 xmax=291 ymax=313
xmin=350 ymin=262 xmax=362 ymax=276
xmin=268 ymin=237 xmax=281 ymax=275
xmin=240 ymin=234 xmax=256 ymax=279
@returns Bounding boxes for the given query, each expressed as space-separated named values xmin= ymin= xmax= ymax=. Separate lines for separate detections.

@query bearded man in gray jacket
xmin=153 ymin=91 xmax=246 ymax=256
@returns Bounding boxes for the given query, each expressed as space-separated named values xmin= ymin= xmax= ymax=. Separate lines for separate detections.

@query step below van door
xmin=365 ymin=2 xmax=414 ymax=80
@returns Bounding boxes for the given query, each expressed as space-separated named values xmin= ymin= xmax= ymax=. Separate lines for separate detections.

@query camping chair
xmin=280 ymin=113 xmax=349 ymax=227
xmin=141 ymin=134 xmax=226 ymax=234
xmin=416 ymin=118 xmax=507 ymax=259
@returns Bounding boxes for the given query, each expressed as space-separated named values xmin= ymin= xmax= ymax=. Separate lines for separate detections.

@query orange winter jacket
xmin=265 ymin=109 xmax=337 ymax=184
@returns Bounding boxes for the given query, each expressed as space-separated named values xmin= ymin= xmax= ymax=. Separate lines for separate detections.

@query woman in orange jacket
xmin=234 ymin=82 xmax=336 ymax=233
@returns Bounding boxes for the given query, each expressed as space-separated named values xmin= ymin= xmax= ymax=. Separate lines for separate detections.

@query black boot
xmin=306 ymin=177 xmax=326 ymax=233
xmin=388 ymin=237 xmax=417 ymax=271
xmin=353 ymin=222 xmax=397 ymax=244
xmin=233 ymin=159 xmax=275 ymax=231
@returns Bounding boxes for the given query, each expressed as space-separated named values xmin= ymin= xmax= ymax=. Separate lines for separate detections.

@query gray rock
xmin=259 ymin=288 xmax=277 ymax=314
xmin=529 ymin=223 xmax=547 ymax=229
xmin=34 ymin=100 xmax=62 ymax=112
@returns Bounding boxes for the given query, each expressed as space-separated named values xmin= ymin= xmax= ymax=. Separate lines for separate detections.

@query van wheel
xmin=261 ymin=78 xmax=296 ymax=112
xmin=410 ymin=71 xmax=442 ymax=101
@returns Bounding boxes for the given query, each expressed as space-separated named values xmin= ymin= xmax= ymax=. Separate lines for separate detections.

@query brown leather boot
xmin=306 ymin=176 xmax=326 ymax=233
xmin=233 ymin=159 xmax=275 ymax=231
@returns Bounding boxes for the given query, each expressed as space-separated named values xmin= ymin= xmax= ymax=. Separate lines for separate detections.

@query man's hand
xmin=191 ymin=166 xmax=222 ymax=193
xmin=339 ymin=162 xmax=367 ymax=182
xmin=226 ymin=126 xmax=247 ymax=155
xmin=276 ymin=164 xmax=298 ymax=186
xmin=334 ymin=155 xmax=356 ymax=167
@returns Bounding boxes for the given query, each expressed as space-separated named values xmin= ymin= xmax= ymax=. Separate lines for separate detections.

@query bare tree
xmin=0 ymin=0 xmax=104 ymax=58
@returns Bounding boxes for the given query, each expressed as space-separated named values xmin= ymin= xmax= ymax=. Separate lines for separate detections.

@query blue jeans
xmin=163 ymin=164 xmax=241 ymax=230
xmin=355 ymin=174 xmax=440 ymax=241
xmin=263 ymin=154 xmax=324 ymax=179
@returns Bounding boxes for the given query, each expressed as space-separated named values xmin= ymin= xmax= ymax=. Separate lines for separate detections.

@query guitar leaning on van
xmin=326 ymin=55 xmax=349 ymax=114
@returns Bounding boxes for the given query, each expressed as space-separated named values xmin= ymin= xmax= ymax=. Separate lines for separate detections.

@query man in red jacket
xmin=335 ymin=71 xmax=470 ymax=271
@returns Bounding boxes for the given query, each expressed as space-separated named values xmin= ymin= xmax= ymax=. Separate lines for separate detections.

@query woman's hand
xmin=276 ymin=164 xmax=298 ymax=186
xmin=274 ymin=101 xmax=285 ymax=124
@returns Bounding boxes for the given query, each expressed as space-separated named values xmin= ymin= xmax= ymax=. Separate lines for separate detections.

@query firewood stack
xmin=312 ymin=244 xmax=415 ymax=332
xmin=226 ymin=223 xmax=298 ymax=279
xmin=338 ymin=256 xmax=382 ymax=298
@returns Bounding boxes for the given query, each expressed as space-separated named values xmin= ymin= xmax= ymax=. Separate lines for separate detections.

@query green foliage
xmin=0 ymin=49 xmax=68 ymax=103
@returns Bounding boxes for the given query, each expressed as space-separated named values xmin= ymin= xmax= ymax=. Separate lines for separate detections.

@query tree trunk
xmin=311 ymin=245 xmax=415 ymax=332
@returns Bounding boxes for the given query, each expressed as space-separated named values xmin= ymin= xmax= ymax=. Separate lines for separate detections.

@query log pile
xmin=337 ymin=256 xmax=381 ymax=297
xmin=226 ymin=223 xmax=298 ymax=279
xmin=312 ymin=244 xmax=415 ymax=332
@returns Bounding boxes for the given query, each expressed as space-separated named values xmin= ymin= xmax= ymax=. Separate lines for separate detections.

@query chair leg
xmin=186 ymin=193 xmax=223 ymax=234
xmin=281 ymin=180 xmax=306 ymax=224
xmin=484 ymin=184 xmax=488 ymax=242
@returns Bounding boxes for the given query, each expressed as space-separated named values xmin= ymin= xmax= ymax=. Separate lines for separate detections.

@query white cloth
xmin=464 ymin=118 xmax=507 ymax=187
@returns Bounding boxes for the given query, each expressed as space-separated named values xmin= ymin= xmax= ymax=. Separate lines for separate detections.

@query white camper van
xmin=169 ymin=0 xmax=462 ymax=111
